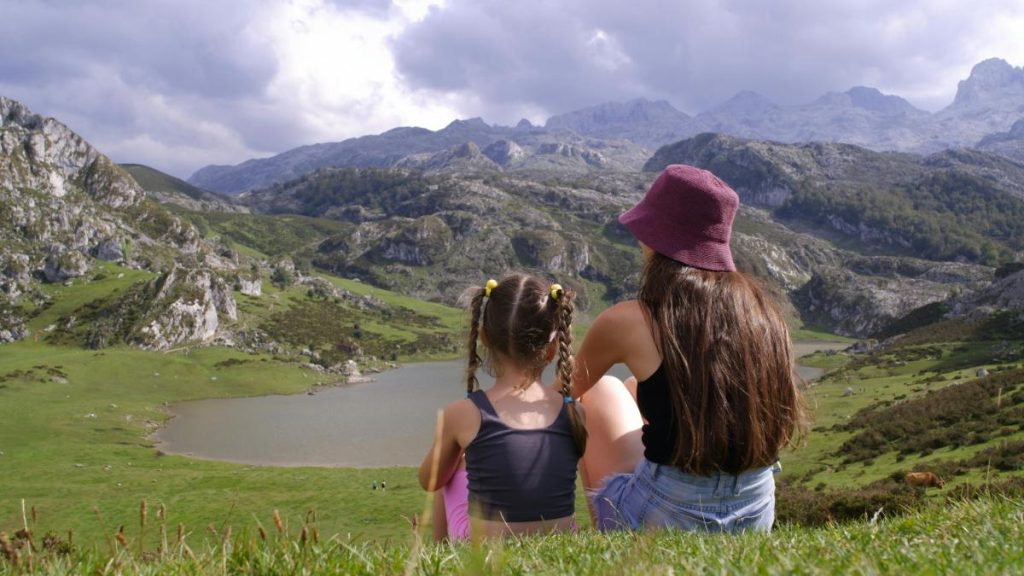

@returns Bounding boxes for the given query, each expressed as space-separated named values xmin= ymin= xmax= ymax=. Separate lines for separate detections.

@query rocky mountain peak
xmin=515 ymin=118 xmax=535 ymax=129
xmin=1 ymin=96 xmax=40 ymax=128
xmin=443 ymin=117 xmax=490 ymax=131
xmin=845 ymin=86 xmax=922 ymax=116
xmin=452 ymin=141 xmax=481 ymax=158
xmin=482 ymin=139 xmax=525 ymax=166
xmin=544 ymin=98 xmax=691 ymax=149
xmin=712 ymin=90 xmax=778 ymax=114
xmin=1010 ymin=119 xmax=1024 ymax=138
xmin=952 ymin=58 xmax=1024 ymax=108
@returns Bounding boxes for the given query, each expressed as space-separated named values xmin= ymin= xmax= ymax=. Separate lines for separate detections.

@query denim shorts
xmin=591 ymin=458 xmax=779 ymax=533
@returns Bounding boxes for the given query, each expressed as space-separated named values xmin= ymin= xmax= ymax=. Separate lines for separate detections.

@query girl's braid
xmin=465 ymin=288 xmax=485 ymax=395
xmin=553 ymin=286 xmax=587 ymax=454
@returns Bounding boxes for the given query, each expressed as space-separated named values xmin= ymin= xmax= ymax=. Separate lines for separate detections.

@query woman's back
xmin=574 ymin=164 xmax=804 ymax=533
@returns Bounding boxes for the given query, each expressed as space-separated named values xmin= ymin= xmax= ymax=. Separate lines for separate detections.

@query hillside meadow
xmin=2 ymin=264 xmax=1024 ymax=573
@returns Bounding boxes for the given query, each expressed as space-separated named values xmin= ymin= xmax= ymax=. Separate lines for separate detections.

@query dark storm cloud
xmin=0 ymin=1 xmax=277 ymax=100
xmin=393 ymin=0 xmax=1016 ymax=119
xmin=0 ymin=0 xmax=287 ymax=176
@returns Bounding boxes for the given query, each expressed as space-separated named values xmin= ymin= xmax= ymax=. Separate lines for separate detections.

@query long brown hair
xmin=638 ymin=253 xmax=804 ymax=475
xmin=464 ymin=274 xmax=587 ymax=454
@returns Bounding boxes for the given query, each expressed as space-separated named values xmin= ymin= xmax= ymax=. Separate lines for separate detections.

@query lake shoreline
xmin=152 ymin=340 xmax=850 ymax=468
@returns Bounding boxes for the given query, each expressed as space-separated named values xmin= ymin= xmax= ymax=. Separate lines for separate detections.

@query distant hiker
xmin=380 ymin=480 xmax=387 ymax=492
xmin=575 ymin=164 xmax=805 ymax=533
xmin=372 ymin=480 xmax=377 ymax=491
xmin=419 ymin=274 xmax=585 ymax=540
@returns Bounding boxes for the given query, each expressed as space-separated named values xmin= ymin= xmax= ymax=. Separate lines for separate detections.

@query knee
xmin=581 ymin=375 xmax=625 ymax=404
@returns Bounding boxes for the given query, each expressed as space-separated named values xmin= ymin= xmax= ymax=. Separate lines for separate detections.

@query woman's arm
xmin=573 ymin=301 xmax=635 ymax=397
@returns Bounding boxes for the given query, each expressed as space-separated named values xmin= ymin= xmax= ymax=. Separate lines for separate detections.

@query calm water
xmin=154 ymin=342 xmax=844 ymax=468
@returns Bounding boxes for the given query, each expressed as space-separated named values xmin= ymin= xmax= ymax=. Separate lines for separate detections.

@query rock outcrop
xmin=795 ymin=259 xmax=992 ymax=337
xmin=84 ymin=265 xmax=239 ymax=351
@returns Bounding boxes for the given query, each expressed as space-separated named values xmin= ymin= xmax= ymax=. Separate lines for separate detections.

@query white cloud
xmin=0 ymin=0 xmax=455 ymax=178
xmin=1 ymin=0 xmax=1023 ymax=179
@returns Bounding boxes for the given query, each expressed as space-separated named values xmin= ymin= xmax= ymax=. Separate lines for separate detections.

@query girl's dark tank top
xmin=636 ymin=364 xmax=678 ymax=465
xmin=464 ymin=390 xmax=580 ymax=522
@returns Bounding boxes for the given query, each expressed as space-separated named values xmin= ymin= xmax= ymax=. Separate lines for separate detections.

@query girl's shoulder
xmin=443 ymin=396 xmax=479 ymax=420
xmin=439 ymin=396 xmax=483 ymax=447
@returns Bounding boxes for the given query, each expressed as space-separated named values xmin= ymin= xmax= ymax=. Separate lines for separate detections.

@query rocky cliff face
xmin=1 ymin=97 xmax=148 ymax=339
xmin=136 ymin=265 xmax=237 ymax=350
xmin=795 ymin=258 xmax=992 ymax=336
xmin=931 ymin=58 xmax=1024 ymax=149
xmin=1 ymin=96 xmax=149 ymax=297
xmin=0 ymin=96 xmax=244 ymax=347
xmin=977 ymin=119 xmax=1024 ymax=164
xmin=0 ymin=97 xmax=209 ymax=277
xmin=948 ymin=268 xmax=1024 ymax=319
xmin=241 ymin=167 xmax=644 ymax=304
xmin=544 ymin=98 xmax=692 ymax=149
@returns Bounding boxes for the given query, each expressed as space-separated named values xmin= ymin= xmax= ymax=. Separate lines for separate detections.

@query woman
xmin=574 ymin=164 xmax=804 ymax=532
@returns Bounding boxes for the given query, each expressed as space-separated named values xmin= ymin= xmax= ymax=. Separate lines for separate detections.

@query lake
xmin=153 ymin=342 xmax=845 ymax=468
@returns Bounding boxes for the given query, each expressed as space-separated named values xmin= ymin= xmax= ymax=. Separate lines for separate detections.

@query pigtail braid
xmin=553 ymin=286 xmax=587 ymax=454
xmin=465 ymin=288 xmax=486 ymax=396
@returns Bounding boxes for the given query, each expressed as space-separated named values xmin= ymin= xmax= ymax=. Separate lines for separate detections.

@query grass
xmin=0 ymin=341 xmax=433 ymax=547
xmin=4 ymin=497 xmax=1023 ymax=574
xmin=3 ymin=260 xmax=1023 ymax=572
xmin=784 ymin=340 xmax=1024 ymax=490
xmin=0 ymin=264 xmax=474 ymax=549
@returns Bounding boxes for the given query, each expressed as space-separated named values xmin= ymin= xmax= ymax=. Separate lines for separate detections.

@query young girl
xmin=418 ymin=273 xmax=587 ymax=539
xmin=574 ymin=164 xmax=805 ymax=533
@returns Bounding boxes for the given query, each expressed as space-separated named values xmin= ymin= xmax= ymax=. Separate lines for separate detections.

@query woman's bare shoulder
xmin=594 ymin=300 xmax=646 ymax=331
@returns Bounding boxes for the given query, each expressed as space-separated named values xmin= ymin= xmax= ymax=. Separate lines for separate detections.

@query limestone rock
xmin=0 ymin=305 xmax=28 ymax=343
xmin=238 ymin=277 xmax=262 ymax=297
xmin=43 ymin=247 xmax=90 ymax=282
xmin=135 ymin=265 xmax=238 ymax=350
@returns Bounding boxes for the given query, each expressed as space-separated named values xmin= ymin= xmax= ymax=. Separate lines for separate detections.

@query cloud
xmin=0 ymin=0 xmax=456 ymax=178
xmin=1 ymin=0 xmax=1022 ymax=178
xmin=325 ymin=0 xmax=394 ymax=17
xmin=392 ymin=0 xmax=1024 ymax=119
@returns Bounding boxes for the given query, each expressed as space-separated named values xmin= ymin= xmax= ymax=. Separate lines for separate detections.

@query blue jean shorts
xmin=590 ymin=458 xmax=779 ymax=533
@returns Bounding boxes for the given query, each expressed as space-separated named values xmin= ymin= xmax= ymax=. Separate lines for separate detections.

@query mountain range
xmin=4 ymin=51 xmax=1024 ymax=348
xmin=190 ymin=58 xmax=1024 ymax=195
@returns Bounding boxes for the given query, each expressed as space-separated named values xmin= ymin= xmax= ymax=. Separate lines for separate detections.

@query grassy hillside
xmin=0 ymin=263 xmax=473 ymax=550
xmin=121 ymin=164 xmax=212 ymax=201
xmin=787 ymin=322 xmax=1024 ymax=495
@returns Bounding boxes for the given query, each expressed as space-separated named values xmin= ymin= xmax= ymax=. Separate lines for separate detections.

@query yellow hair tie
xmin=485 ymin=279 xmax=498 ymax=298
xmin=550 ymin=283 xmax=563 ymax=302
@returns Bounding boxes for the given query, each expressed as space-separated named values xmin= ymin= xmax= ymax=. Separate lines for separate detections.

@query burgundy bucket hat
xmin=619 ymin=164 xmax=738 ymax=271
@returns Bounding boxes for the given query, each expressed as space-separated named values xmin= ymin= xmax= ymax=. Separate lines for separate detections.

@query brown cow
xmin=905 ymin=471 xmax=945 ymax=488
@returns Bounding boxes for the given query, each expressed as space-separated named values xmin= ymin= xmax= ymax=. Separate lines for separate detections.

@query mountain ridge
xmin=188 ymin=58 xmax=1024 ymax=195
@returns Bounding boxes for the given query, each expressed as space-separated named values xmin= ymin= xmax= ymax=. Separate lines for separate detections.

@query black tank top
xmin=636 ymin=364 xmax=679 ymax=465
xmin=464 ymin=390 xmax=580 ymax=522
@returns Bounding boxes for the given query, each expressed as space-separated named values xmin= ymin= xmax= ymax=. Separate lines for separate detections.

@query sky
xmin=2 ymin=0 xmax=1023 ymax=179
